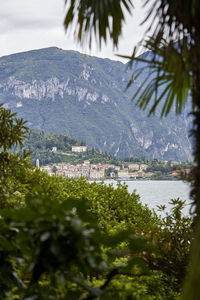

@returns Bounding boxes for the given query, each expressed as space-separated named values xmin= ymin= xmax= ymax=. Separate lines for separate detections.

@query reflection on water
xmin=104 ymin=180 xmax=191 ymax=215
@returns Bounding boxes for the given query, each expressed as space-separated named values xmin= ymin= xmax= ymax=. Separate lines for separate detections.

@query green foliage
xmin=124 ymin=37 xmax=192 ymax=117
xmin=0 ymin=163 xmax=191 ymax=299
xmin=0 ymin=105 xmax=192 ymax=299
xmin=87 ymin=180 xmax=157 ymax=232
xmin=0 ymin=104 xmax=28 ymax=150
xmin=10 ymin=168 xmax=155 ymax=233
xmin=23 ymin=129 xmax=80 ymax=152
xmin=145 ymin=199 xmax=192 ymax=293
xmin=0 ymin=104 xmax=31 ymax=208
xmin=19 ymin=129 xmax=80 ymax=165
xmin=0 ymin=192 xmax=107 ymax=298
xmin=0 ymin=182 xmax=152 ymax=299
xmin=64 ymin=0 xmax=133 ymax=48
xmin=101 ymin=272 xmax=179 ymax=300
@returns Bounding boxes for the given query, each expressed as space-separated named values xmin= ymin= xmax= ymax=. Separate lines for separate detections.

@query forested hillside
xmin=19 ymin=129 xmax=121 ymax=166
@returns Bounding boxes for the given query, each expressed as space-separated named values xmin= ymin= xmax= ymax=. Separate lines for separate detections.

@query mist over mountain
xmin=0 ymin=47 xmax=193 ymax=161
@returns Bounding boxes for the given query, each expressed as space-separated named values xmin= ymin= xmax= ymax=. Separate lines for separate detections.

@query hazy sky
xmin=0 ymin=0 xmax=148 ymax=62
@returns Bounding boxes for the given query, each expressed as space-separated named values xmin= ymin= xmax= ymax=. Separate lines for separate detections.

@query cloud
xmin=0 ymin=0 xmax=64 ymax=32
xmin=0 ymin=0 xmax=148 ymax=62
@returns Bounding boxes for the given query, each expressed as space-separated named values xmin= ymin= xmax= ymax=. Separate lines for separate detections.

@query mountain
xmin=0 ymin=47 xmax=193 ymax=161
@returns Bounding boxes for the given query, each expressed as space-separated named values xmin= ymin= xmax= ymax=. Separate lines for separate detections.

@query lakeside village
xmin=37 ymin=145 xmax=191 ymax=180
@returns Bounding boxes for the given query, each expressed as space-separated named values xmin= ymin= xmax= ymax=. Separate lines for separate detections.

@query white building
xmin=36 ymin=159 xmax=40 ymax=168
xmin=72 ymin=146 xmax=87 ymax=153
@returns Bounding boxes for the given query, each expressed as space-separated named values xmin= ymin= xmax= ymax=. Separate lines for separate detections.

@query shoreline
xmin=89 ymin=177 xmax=182 ymax=182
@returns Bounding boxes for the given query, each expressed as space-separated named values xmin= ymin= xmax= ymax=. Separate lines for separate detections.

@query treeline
xmin=23 ymin=129 xmax=82 ymax=152
xmin=21 ymin=129 xmax=82 ymax=165
xmin=145 ymin=159 xmax=193 ymax=179
xmin=18 ymin=129 xmax=126 ymax=166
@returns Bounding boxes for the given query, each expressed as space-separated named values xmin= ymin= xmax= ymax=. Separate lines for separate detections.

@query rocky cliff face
xmin=1 ymin=76 xmax=108 ymax=103
xmin=0 ymin=47 xmax=193 ymax=161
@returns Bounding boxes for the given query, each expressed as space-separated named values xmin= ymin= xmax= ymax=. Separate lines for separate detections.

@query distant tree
xmin=0 ymin=104 xmax=31 ymax=208
xmin=52 ymin=165 xmax=57 ymax=174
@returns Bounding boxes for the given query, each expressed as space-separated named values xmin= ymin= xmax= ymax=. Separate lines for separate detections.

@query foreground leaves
xmin=64 ymin=0 xmax=133 ymax=48
xmin=0 ymin=187 xmax=150 ymax=299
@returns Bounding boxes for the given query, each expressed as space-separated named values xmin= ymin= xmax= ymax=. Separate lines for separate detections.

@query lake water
xmin=104 ymin=180 xmax=192 ymax=215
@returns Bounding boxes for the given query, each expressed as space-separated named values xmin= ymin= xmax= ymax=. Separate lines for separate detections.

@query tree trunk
xmin=182 ymin=40 xmax=200 ymax=299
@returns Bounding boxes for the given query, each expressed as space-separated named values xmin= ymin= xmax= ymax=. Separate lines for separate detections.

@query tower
xmin=36 ymin=159 xmax=40 ymax=168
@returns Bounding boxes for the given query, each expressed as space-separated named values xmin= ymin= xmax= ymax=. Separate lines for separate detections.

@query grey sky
xmin=0 ymin=0 xmax=148 ymax=62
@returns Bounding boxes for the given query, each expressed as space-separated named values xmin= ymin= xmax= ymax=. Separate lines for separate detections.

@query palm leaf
xmin=120 ymin=37 xmax=192 ymax=116
xmin=64 ymin=0 xmax=133 ymax=48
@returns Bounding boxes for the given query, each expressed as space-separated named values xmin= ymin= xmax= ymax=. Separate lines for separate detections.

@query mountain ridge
xmin=0 ymin=47 xmax=193 ymax=161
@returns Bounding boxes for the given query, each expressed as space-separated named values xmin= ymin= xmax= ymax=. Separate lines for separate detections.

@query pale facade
xmin=128 ymin=164 xmax=140 ymax=170
xmin=118 ymin=170 xmax=130 ymax=178
xmin=90 ymin=168 xmax=104 ymax=179
xmin=140 ymin=164 xmax=148 ymax=170
xmin=40 ymin=161 xmax=149 ymax=180
xmin=72 ymin=146 xmax=87 ymax=152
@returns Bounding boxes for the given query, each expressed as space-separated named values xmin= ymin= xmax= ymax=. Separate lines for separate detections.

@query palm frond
xmin=121 ymin=37 xmax=192 ymax=116
xmin=64 ymin=0 xmax=133 ymax=48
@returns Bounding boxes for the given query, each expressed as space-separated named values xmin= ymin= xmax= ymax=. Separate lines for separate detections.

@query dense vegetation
xmin=146 ymin=159 xmax=193 ymax=179
xmin=24 ymin=129 xmax=82 ymax=151
xmin=20 ymin=129 xmax=81 ymax=165
xmin=0 ymin=104 xmax=192 ymax=299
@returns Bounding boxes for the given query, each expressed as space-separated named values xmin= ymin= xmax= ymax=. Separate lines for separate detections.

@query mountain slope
xmin=0 ymin=47 xmax=192 ymax=161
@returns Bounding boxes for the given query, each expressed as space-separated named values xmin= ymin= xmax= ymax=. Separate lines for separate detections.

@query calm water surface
xmin=104 ymin=180 xmax=191 ymax=215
